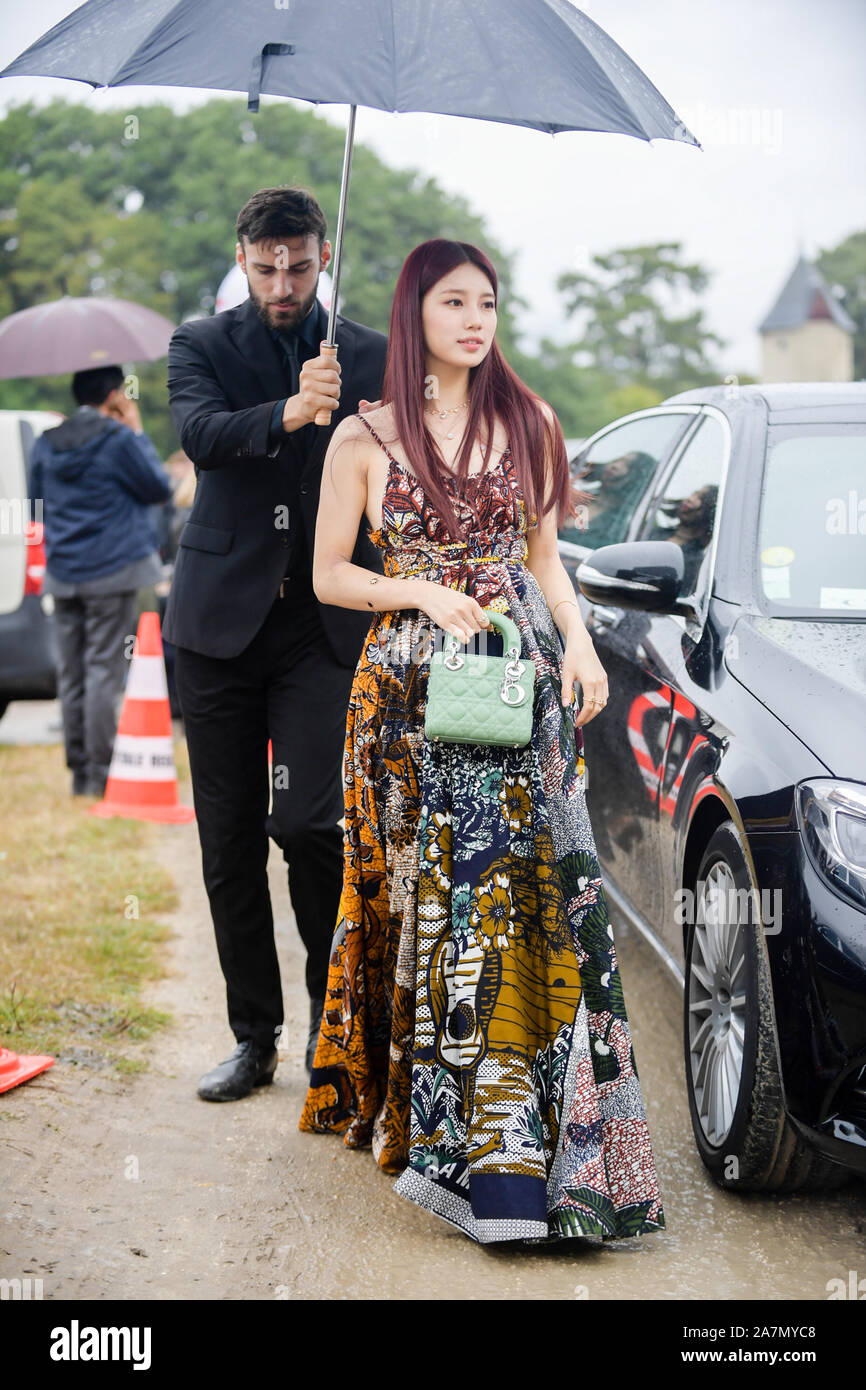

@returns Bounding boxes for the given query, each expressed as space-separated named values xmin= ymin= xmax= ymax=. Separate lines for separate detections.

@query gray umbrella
xmin=3 ymin=0 xmax=700 ymax=420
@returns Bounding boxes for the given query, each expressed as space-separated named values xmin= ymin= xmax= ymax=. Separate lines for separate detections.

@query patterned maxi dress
xmin=299 ymin=414 xmax=665 ymax=1244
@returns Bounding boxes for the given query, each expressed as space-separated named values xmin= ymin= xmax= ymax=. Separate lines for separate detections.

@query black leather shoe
xmin=197 ymin=1040 xmax=278 ymax=1101
xmin=305 ymin=996 xmax=325 ymax=1074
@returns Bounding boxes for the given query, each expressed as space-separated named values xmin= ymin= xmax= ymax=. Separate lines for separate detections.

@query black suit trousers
xmin=174 ymin=585 xmax=355 ymax=1047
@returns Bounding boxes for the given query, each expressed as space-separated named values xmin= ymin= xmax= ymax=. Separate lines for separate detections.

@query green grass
xmin=0 ymin=743 xmax=181 ymax=1076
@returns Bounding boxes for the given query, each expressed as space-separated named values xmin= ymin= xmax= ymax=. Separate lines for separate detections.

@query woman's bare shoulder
xmin=532 ymin=395 xmax=556 ymax=428
xmin=326 ymin=408 xmax=377 ymax=466
xmin=357 ymin=401 xmax=397 ymax=438
xmin=331 ymin=402 xmax=396 ymax=448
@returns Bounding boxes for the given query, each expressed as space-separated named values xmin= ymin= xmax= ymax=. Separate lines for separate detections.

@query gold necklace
xmin=424 ymin=398 xmax=469 ymax=440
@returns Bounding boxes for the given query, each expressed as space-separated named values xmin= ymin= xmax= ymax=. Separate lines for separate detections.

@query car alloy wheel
xmin=686 ymin=859 xmax=747 ymax=1147
xmin=682 ymin=820 xmax=850 ymax=1191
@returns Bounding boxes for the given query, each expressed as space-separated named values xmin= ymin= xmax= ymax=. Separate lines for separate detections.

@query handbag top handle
xmin=447 ymin=608 xmax=521 ymax=658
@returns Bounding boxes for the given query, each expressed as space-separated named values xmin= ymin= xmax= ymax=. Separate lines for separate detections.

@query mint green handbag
xmin=424 ymin=609 xmax=536 ymax=748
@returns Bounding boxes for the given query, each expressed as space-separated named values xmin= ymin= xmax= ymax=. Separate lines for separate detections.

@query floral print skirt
xmin=299 ymin=557 xmax=665 ymax=1244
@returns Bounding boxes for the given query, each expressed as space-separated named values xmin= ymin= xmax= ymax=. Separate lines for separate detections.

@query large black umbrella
xmin=3 ymin=0 xmax=700 ymax=421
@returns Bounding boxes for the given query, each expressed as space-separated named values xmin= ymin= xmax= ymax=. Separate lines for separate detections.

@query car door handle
xmin=590 ymin=604 xmax=622 ymax=632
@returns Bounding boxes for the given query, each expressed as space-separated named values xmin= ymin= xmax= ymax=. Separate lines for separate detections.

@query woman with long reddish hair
xmin=299 ymin=238 xmax=665 ymax=1245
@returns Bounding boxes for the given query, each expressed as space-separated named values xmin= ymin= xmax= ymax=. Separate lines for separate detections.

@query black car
xmin=558 ymin=382 xmax=866 ymax=1191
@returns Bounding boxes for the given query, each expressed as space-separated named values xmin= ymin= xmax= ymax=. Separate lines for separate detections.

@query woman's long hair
xmin=379 ymin=239 xmax=573 ymax=540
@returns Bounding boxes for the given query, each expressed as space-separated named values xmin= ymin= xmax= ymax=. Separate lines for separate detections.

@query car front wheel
xmin=683 ymin=820 xmax=848 ymax=1192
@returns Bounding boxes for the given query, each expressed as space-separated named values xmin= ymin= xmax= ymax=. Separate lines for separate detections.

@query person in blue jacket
xmin=29 ymin=365 xmax=172 ymax=796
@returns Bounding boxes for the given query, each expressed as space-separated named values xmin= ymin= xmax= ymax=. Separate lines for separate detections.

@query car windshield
xmin=759 ymin=425 xmax=866 ymax=616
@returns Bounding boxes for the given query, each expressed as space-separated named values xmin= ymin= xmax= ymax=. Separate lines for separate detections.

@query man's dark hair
xmin=71 ymin=365 xmax=124 ymax=407
xmin=236 ymin=186 xmax=327 ymax=250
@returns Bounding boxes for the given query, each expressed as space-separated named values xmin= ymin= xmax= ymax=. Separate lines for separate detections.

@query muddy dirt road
xmin=2 ymin=811 xmax=864 ymax=1301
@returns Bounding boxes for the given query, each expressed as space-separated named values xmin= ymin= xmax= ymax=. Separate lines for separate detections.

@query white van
xmin=0 ymin=409 xmax=64 ymax=720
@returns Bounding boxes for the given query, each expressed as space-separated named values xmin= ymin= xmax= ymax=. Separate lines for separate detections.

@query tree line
xmin=1 ymin=98 xmax=862 ymax=456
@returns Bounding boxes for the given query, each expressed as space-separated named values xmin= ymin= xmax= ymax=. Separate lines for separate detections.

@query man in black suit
xmin=164 ymin=187 xmax=386 ymax=1099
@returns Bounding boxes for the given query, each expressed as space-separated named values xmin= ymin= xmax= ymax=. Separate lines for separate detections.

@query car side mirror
xmin=577 ymin=541 xmax=695 ymax=617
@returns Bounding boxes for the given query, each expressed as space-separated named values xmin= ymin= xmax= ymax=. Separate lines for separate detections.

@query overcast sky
xmin=1 ymin=0 xmax=864 ymax=376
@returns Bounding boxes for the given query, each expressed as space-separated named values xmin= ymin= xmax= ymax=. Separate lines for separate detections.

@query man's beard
xmin=249 ymin=282 xmax=318 ymax=333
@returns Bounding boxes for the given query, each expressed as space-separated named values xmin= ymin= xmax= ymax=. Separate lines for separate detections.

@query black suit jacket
xmin=162 ymin=296 xmax=387 ymax=663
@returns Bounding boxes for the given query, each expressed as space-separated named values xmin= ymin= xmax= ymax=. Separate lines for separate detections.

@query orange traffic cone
xmin=0 ymin=1045 xmax=54 ymax=1094
xmin=90 ymin=611 xmax=195 ymax=824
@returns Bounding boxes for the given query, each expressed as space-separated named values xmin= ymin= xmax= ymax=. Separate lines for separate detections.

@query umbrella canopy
xmin=2 ymin=0 xmax=700 ymax=144
xmin=2 ymin=0 xmax=700 ymax=416
xmin=0 ymin=296 xmax=176 ymax=379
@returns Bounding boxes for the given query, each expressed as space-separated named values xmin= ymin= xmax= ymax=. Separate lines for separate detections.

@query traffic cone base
xmin=0 ymin=1046 xmax=55 ymax=1094
xmin=90 ymin=611 xmax=194 ymax=825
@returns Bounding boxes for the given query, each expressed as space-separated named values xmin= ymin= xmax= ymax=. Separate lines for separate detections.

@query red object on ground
xmin=0 ymin=1045 xmax=54 ymax=1093
xmin=90 ymin=610 xmax=195 ymax=824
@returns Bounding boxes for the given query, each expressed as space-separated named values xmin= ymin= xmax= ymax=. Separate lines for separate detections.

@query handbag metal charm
xmin=500 ymin=650 xmax=528 ymax=706
xmin=442 ymin=634 xmax=528 ymax=704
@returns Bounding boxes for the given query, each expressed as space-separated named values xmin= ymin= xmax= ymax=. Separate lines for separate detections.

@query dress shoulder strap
xmin=356 ymin=412 xmax=399 ymax=464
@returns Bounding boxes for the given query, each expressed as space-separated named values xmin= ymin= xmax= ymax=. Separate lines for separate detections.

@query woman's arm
xmin=313 ymin=419 xmax=491 ymax=641
xmin=525 ymin=404 xmax=609 ymax=725
xmin=312 ymin=420 xmax=419 ymax=614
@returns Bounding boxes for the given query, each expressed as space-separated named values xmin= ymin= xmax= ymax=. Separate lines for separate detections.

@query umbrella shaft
xmin=324 ymin=104 xmax=357 ymax=347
